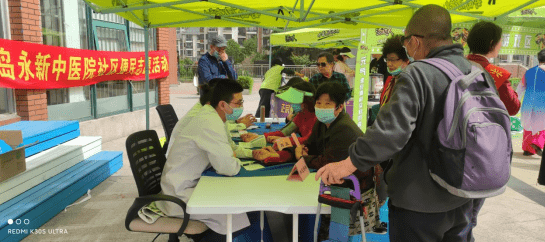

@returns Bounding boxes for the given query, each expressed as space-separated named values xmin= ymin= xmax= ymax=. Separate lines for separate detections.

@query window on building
xmin=78 ymin=0 xmax=89 ymax=50
xmin=93 ymin=16 xmax=130 ymax=117
xmin=128 ymin=22 xmax=158 ymax=110
xmin=0 ymin=0 xmax=16 ymax=116
xmin=208 ymin=32 xmax=218 ymax=40
xmin=224 ymin=34 xmax=232 ymax=40
xmin=43 ymin=0 xmax=93 ymax=121
xmin=129 ymin=22 xmax=156 ymax=52
xmin=41 ymin=0 xmax=66 ymax=46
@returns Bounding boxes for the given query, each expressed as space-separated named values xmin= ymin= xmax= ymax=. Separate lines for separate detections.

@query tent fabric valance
xmin=83 ymin=0 xmax=545 ymax=30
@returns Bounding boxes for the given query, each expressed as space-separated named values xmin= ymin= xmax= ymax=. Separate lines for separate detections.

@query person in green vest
xmin=255 ymin=58 xmax=304 ymax=117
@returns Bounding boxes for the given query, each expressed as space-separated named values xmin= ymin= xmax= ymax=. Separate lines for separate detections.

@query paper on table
xmin=231 ymin=130 xmax=248 ymax=138
xmin=246 ymin=125 xmax=259 ymax=130
xmin=237 ymin=159 xmax=265 ymax=171
xmin=238 ymin=142 xmax=253 ymax=149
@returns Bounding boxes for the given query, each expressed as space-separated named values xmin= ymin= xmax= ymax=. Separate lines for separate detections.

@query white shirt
xmin=156 ymin=104 xmax=249 ymax=234
xmin=167 ymin=102 xmax=253 ymax=159
xmin=166 ymin=102 xmax=203 ymax=156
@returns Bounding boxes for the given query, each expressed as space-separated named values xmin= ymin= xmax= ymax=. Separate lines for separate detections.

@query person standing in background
xmin=197 ymin=35 xmax=238 ymax=96
xmin=516 ymin=49 xmax=545 ymax=157
xmin=310 ymin=52 xmax=351 ymax=101
xmin=334 ymin=47 xmax=356 ymax=91
xmin=466 ymin=21 xmax=521 ymax=116
xmin=255 ymin=58 xmax=304 ymax=117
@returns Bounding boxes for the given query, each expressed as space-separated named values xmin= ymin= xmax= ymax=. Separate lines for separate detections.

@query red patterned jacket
xmin=467 ymin=54 xmax=521 ymax=115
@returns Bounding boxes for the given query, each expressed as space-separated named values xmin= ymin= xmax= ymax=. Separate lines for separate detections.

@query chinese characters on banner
xmin=0 ymin=38 xmax=169 ymax=89
xmin=353 ymin=29 xmax=371 ymax=132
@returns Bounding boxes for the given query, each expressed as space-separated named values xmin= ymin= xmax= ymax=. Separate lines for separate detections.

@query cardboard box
xmin=0 ymin=130 xmax=26 ymax=183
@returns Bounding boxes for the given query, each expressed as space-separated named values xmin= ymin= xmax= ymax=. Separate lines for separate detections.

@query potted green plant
xmin=237 ymin=76 xmax=254 ymax=95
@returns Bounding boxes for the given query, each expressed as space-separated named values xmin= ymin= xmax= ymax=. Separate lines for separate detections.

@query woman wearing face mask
xmin=294 ymin=82 xmax=384 ymax=238
xmin=244 ymin=81 xmax=317 ymax=165
xmin=379 ymin=35 xmax=411 ymax=107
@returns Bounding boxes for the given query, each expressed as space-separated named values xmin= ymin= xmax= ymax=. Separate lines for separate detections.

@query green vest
xmin=260 ymin=65 xmax=284 ymax=92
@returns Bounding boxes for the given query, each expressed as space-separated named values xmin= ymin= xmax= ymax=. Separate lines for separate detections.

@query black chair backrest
xmin=156 ymin=104 xmax=178 ymax=141
xmin=126 ymin=130 xmax=167 ymax=197
xmin=156 ymin=104 xmax=178 ymax=154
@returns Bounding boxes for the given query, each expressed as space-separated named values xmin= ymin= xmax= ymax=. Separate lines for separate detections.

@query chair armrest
xmin=125 ymin=194 xmax=189 ymax=237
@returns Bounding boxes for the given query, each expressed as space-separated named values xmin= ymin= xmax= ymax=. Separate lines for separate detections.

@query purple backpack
xmin=419 ymin=58 xmax=512 ymax=198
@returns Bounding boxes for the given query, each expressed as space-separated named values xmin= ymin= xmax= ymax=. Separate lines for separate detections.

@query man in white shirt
xmin=166 ymin=79 xmax=261 ymax=159
xmin=156 ymin=80 xmax=251 ymax=235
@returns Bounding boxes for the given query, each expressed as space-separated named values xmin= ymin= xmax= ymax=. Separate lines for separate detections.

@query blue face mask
xmin=291 ymin=104 xmax=302 ymax=113
xmin=315 ymin=107 xmax=337 ymax=124
xmin=213 ymin=51 xmax=221 ymax=60
xmin=225 ymin=104 xmax=243 ymax=121
xmin=403 ymin=46 xmax=414 ymax=63
xmin=388 ymin=66 xmax=403 ymax=76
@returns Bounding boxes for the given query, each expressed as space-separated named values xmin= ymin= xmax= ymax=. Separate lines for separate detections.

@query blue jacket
xmin=197 ymin=53 xmax=238 ymax=85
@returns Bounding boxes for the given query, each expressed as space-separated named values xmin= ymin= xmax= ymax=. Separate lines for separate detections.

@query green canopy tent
xmin=270 ymin=28 xmax=362 ymax=49
xmin=82 ymin=0 xmax=545 ymax=130
xmin=505 ymin=6 xmax=545 ymax=29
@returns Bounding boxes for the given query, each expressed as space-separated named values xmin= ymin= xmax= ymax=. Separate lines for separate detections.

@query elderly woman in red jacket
xmin=241 ymin=81 xmax=317 ymax=165
xmin=466 ymin=21 xmax=521 ymax=116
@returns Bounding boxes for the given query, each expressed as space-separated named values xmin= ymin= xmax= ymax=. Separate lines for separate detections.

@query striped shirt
xmin=310 ymin=71 xmax=352 ymax=100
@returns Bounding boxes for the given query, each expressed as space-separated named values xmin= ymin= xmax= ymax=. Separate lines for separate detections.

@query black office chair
xmin=155 ymin=104 xmax=178 ymax=155
xmin=125 ymin=130 xmax=207 ymax=242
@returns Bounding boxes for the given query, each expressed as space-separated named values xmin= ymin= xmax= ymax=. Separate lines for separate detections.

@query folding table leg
xmin=293 ymin=214 xmax=299 ymax=242
xmin=359 ymin=215 xmax=366 ymax=242
xmin=227 ymin=214 xmax=233 ymax=242
xmin=260 ymin=211 xmax=264 ymax=242
xmin=314 ymin=204 xmax=322 ymax=242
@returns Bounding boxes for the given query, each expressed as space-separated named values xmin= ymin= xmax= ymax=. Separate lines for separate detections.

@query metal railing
xmin=177 ymin=64 xmax=356 ymax=82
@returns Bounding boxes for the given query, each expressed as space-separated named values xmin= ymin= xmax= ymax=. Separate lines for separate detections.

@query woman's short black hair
xmin=318 ymin=52 xmax=335 ymax=64
xmin=315 ymin=82 xmax=347 ymax=107
xmin=538 ymin=49 xmax=545 ymax=63
xmin=272 ymin=58 xmax=283 ymax=66
xmin=382 ymin=34 xmax=409 ymax=61
xmin=292 ymin=81 xmax=316 ymax=113
xmin=467 ymin=21 xmax=503 ymax=55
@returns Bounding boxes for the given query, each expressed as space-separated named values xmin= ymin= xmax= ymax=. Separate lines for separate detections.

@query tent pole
xmin=269 ymin=45 xmax=273 ymax=69
xmin=144 ymin=12 xmax=150 ymax=130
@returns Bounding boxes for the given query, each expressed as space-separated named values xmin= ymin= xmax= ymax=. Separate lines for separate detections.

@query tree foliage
xmin=225 ymin=39 xmax=245 ymax=64
xmin=290 ymin=54 xmax=314 ymax=66
xmin=242 ymin=37 xmax=258 ymax=57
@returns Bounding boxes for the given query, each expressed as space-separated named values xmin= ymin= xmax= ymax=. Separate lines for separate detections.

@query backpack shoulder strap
xmin=419 ymin=58 xmax=485 ymax=90
xmin=418 ymin=58 xmax=463 ymax=81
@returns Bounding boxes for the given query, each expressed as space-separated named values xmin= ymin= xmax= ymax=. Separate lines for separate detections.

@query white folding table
xmin=186 ymin=175 xmax=331 ymax=242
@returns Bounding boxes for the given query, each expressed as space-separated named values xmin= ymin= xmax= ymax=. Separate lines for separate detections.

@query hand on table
xmin=315 ymin=157 xmax=358 ymax=185
xmin=286 ymin=113 xmax=295 ymax=122
xmin=240 ymin=133 xmax=259 ymax=142
xmin=252 ymin=147 xmax=279 ymax=161
xmin=237 ymin=114 xmax=257 ymax=128
xmin=266 ymin=136 xmax=281 ymax=143
xmin=295 ymin=145 xmax=308 ymax=160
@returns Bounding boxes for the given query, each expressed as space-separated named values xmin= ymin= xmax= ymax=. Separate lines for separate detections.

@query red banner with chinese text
xmin=0 ymin=38 xmax=169 ymax=89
